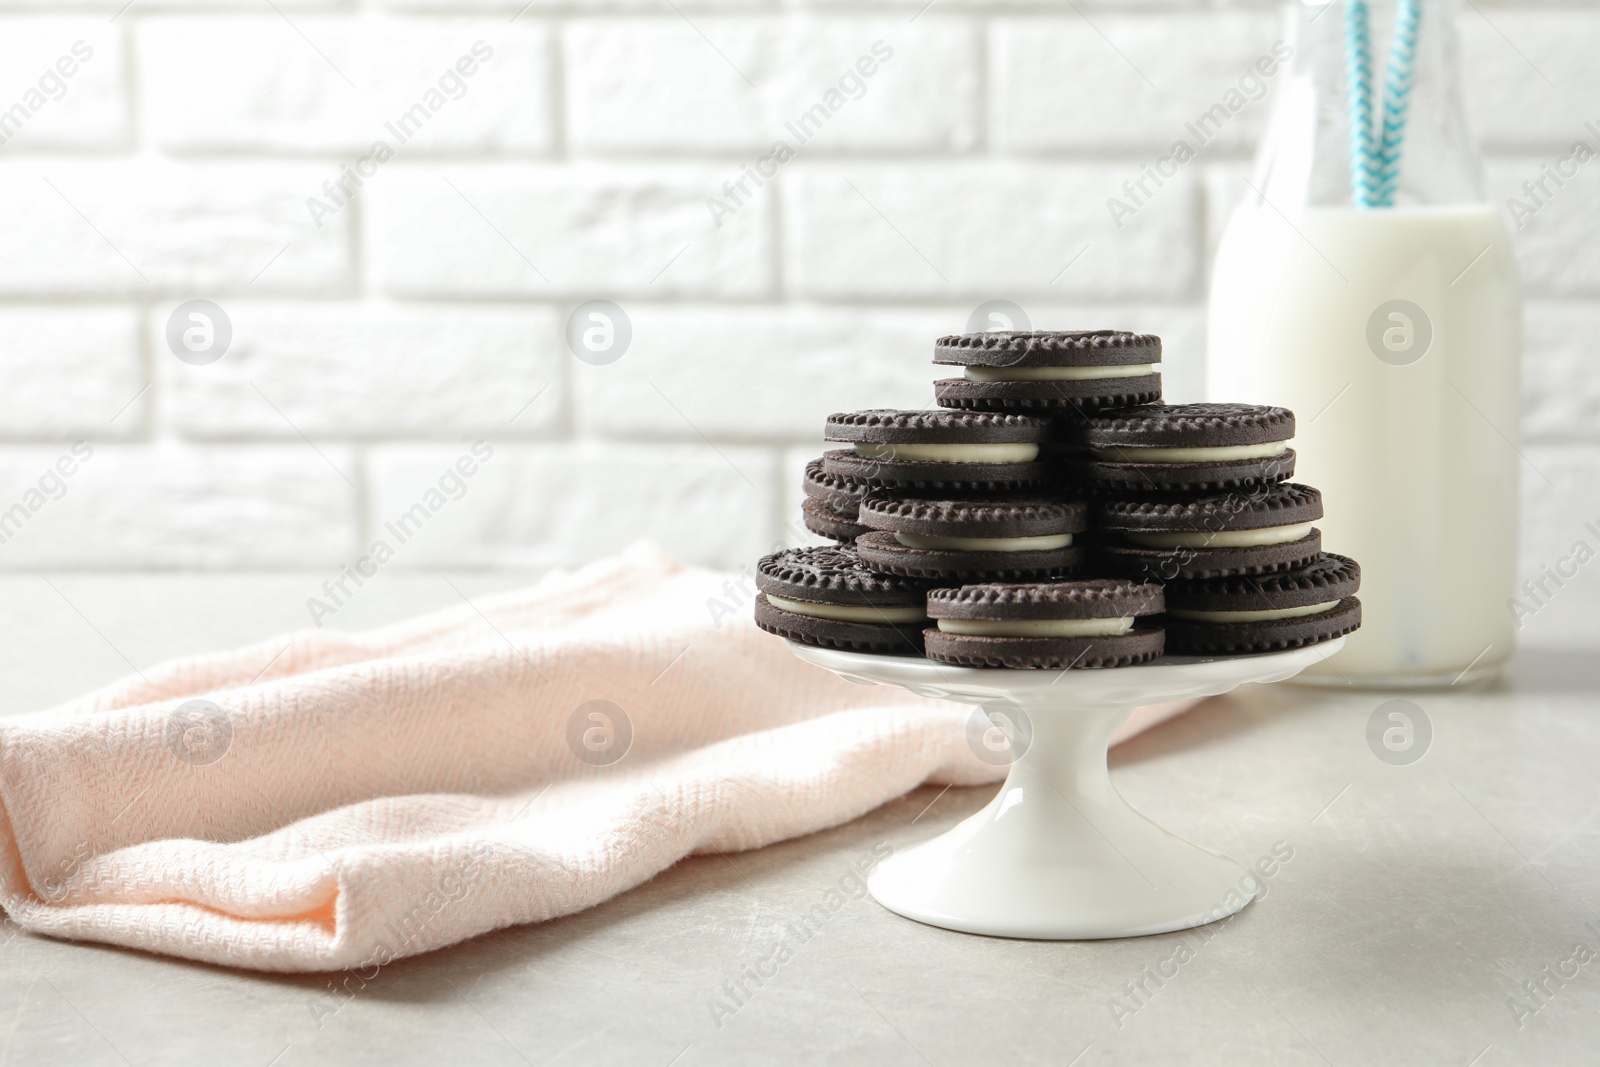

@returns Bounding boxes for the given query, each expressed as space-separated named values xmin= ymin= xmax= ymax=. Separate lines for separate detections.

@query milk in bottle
xmin=1208 ymin=0 xmax=1521 ymax=686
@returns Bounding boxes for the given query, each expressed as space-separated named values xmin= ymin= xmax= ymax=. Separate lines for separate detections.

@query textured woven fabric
xmin=0 ymin=545 xmax=1192 ymax=972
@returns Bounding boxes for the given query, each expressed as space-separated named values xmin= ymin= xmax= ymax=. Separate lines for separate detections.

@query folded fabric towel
xmin=0 ymin=544 xmax=1195 ymax=972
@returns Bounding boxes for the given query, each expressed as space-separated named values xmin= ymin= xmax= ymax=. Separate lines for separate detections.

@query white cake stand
xmin=790 ymin=637 xmax=1344 ymax=940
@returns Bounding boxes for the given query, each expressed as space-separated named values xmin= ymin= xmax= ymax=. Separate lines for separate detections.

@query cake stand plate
xmin=789 ymin=638 xmax=1344 ymax=940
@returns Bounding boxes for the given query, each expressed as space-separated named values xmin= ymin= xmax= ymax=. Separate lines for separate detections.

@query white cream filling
xmin=894 ymin=532 xmax=1074 ymax=553
xmin=852 ymin=442 xmax=1040 ymax=464
xmin=936 ymin=616 xmax=1134 ymax=638
xmin=766 ymin=594 xmax=926 ymax=625
xmin=1123 ymin=522 xmax=1313 ymax=550
xmin=1167 ymin=600 xmax=1339 ymax=624
xmin=963 ymin=363 xmax=1158 ymax=383
xmin=1091 ymin=441 xmax=1289 ymax=464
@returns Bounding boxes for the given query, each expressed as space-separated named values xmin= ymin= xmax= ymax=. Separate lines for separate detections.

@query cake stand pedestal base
xmin=789 ymin=639 xmax=1344 ymax=940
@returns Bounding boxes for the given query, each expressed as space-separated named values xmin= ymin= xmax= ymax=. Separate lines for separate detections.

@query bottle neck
xmin=1259 ymin=0 xmax=1484 ymax=209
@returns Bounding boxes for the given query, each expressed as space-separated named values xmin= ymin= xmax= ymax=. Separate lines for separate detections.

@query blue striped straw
xmin=1376 ymin=0 xmax=1422 ymax=206
xmin=1345 ymin=0 xmax=1380 ymax=208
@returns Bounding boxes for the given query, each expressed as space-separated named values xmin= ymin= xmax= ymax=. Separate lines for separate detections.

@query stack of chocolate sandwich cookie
xmin=768 ymin=403 xmax=1104 ymax=668
xmin=1073 ymin=404 xmax=1362 ymax=655
xmin=854 ymin=496 xmax=1087 ymax=580
xmin=1066 ymin=402 xmax=1296 ymax=494
xmin=754 ymin=545 xmax=928 ymax=655
xmin=822 ymin=409 xmax=1050 ymax=490
xmin=1161 ymin=553 xmax=1362 ymax=656
xmin=932 ymin=330 xmax=1163 ymax=412
xmin=1095 ymin=483 xmax=1324 ymax=581
xmin=757 ymin=330 xmax=1362 ymax=669
xmin=924 ymin=579 xmax=1165 ymax=669
xmin=801 ymin=459 xmax=871 ymax=542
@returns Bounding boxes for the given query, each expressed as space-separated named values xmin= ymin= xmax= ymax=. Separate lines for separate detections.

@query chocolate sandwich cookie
xmin=801 ymin=458 xmax=871 ymax=542
xmin=1067 ymin=403 xmax=1296 ymax=493
xmin=1095 ymin=483 xmax=1325 ymax=580
xmin=1162 ymin=553 xmax=1362 ymax=655
xmin=855 ymin=496 xmax=1089 ymax=580
xmin=923 ymin=579 xmax=1165 ymax=669
xmin=754 ymin=545 xmax=928 ymax=654
xmin=822 ymin=409 xmax=1051 ymax=490
xmin=933 ymin=330 xmax=1164 ymax=413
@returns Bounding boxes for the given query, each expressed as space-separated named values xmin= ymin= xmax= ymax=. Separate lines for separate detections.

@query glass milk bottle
xmin=1209 ymin=0 xmax=1521 ymax=686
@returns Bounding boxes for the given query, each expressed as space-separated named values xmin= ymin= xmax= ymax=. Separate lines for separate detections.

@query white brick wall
xmin=0 ymin=161 xmax=348 ymax=294
xmin=784 ymin=163 xmax=1201 ymax=299
xmin=367 ymin=163 xmax=772 ymax=298
xmin=365 ymin=442 xmax=778 ymax=570
xmin=991 ymin=13 xmax=1280 ymax=152
xmin=0 ymin=0 xmax=1593 ymax=595
xmin=0 ymin=309 xmax=143 ymax=437
xmin=0 ymin=444 xmax=356 ymax=568
xmin=163 ymin=303 xmax=564 ymax=439
xmin=139 ymin=18 xmax=555 ymax=155
xmin=565 ymin=20 xmax=979 ymax=153
xmin=0 ymin=22 xmax=125 ymax=149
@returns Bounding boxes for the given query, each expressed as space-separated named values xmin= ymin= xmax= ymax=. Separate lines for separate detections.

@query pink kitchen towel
xmin=0 ymin=544 xmax=1195 ymax=972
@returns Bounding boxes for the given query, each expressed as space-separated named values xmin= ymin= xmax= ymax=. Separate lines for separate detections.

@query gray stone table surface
xmin=0 ymin=573 xmax=1597 ymax=1067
